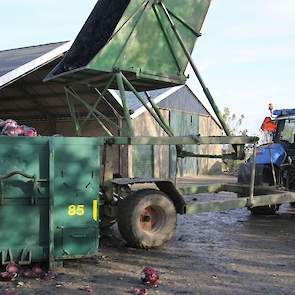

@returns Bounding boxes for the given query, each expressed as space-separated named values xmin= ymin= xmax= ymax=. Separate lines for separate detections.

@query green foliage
xmin=221 ymin=107 xmax=248 ymax=136
xmin=222 ymin=107 xmax=248 ymax=174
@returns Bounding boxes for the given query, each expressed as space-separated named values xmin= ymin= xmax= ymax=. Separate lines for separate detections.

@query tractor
xmin=238 ymin=108 xmax=295 ymax=214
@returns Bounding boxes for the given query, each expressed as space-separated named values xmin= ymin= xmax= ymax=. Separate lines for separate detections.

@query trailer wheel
xmin=117 ymin=189 xmax=177 ymax=248
xmin=238 ymin=163 xmax=280 ymax=215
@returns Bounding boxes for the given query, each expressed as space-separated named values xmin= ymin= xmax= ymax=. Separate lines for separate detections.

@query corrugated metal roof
xmin=110 ymin=85 xmax=222 ymax=129
xmin=0 ymin=42 xmax=67 ymax=77
xmin=0 ymin=41 xmax=71 ymax=90
xmin=114 ymin=88 xmax=170 ymax=112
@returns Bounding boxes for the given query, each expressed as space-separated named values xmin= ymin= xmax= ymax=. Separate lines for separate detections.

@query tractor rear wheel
xmin=117 ymin=189 xmax=177 ymax=248
xmin=238 ymin=162 xmax=280 ymax=215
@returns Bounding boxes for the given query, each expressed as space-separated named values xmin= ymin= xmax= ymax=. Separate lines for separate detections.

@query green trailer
xmin=1 ymin=0 xmax=294 ymax=269
xmin=0 ymin=137 xmax=101 ymax=267
xmin=1 ymin=135 xmax=295 ymax=269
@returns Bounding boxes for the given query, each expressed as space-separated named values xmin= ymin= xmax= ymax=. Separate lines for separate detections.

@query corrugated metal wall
xmin=130 ymin=111 xmax=169 ymax=178
xmin=198 ymin=116 xmax=223 ymax=174
xmin=169 ymin=110 xmax=199 ymax=177
xmin=128 ymin=86 xmax=223 ymax=178
xmin=132 ymin=145 xmax=154 ymax=177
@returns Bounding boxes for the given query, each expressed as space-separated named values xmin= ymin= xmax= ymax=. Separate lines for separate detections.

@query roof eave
xmin=0 ymin=41 xmax=72 ymax=90
xmin=130 ymin=86 xmax=184 ymax=119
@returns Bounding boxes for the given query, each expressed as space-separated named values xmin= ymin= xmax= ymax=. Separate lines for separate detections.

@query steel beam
xmin=248 ymin=144 xmax=257 ymax=206
xmin=65 ymin=87 xmax=81 ymax=136
xmin=81 ymin=75 xmax=115 ymax=128
xmin=94 ymin=88 xmax=122 ymax=120
xmin=185 ymin=198 xmax=248 ymax=214
xmin=116 ymin=73 xmax=134 ymax=137
xmin=179 ymin=183 xmax=224 ymax=195
xmin=121 ymin=74 xmax=173 ymax=137
xmin=144 ymin=90 xmax=174 ymax=136
xmin=158 ymin=2 xmax=236 ymax=151
xmin=106 ymin=136 xmax=258 ymax=146
xmin=185 ymin=191 xmax=295 ymax=214
xmin=251 ymin=192 xmax=295 ymax=207
xmin=66 ymin=86 xmax=120 ymax=131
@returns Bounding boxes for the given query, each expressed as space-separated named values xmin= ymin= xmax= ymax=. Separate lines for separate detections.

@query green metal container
xmin=0 ymin=136 xmax=102 ymax=266
xmin=46 ymin=0 xmax=211 ymax=90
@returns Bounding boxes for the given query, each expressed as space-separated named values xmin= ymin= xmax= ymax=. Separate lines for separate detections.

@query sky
xmin=1 ymin=0 xmax=295 ymax=135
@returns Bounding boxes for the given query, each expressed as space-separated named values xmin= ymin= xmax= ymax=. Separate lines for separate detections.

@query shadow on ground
xmin=1 ymin=197 xmax=295 ymax=295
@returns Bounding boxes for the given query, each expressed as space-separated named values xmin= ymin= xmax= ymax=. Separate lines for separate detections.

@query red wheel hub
xmin=140 ymin=207 xmax=159 ymax=232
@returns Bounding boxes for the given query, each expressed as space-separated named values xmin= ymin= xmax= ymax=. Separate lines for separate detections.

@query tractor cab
xmin=272 ymin=109 xmax=295 ymax=144
xmin=261 ymin=109 xmax=295 ymax=144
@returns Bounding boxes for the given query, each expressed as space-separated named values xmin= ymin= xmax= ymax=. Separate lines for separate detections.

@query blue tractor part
xmin=255 ymin=143 xmax=287 ymax=166
xmin=273 ymin=109 xmax=295 ymax=117
xmin=238 ymin=108 xmax=295 ymax=214
xmin=238 ymin=144 xmax=287 ymax=187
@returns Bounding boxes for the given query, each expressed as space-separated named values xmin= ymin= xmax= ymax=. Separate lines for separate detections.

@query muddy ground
xmin=1 ymin=177 xmax=295 ymax=295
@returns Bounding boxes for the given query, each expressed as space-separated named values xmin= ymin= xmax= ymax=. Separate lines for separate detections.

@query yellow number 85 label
xmin=68 ymin=205 xmax=85 ymax=216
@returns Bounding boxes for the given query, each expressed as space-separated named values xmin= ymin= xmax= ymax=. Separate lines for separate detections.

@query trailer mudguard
xmin=112 ymin=178 xmax=185 ymax=214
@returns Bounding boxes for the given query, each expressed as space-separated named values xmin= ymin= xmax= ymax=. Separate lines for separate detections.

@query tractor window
xmin=281 ymin=119 xmax=295 ymax=143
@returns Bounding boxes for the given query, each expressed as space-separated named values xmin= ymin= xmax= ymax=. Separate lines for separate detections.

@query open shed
xmin=0 ymin=42 xmax=222 ymax=178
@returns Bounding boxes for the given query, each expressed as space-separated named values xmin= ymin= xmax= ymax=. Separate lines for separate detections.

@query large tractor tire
xmin=250 ymin=205 xmax=279 ymax=215
xmin=238 ymin=162 xmax=280 ymax=215
xmin=117 ymin=189 xmax=177 ymax=248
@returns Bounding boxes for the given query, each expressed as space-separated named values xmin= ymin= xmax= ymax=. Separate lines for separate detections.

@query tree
xmin=221 ymin=107 xmax=248 ymax=136
xmin=221 ymin=107 xmax=248 ymax=174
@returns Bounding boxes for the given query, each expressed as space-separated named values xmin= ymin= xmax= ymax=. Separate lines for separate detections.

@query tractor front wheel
xmin=117 ymin=189 xmax=177 ymax=248
xmin=238 ymin=162 xmax=280 ymax=215
xmin=250 ymin=205 xmax=279 ymax=215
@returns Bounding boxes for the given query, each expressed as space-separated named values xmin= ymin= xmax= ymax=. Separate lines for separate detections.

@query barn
xmin=0 ymin=42 xmax=223 ymax=179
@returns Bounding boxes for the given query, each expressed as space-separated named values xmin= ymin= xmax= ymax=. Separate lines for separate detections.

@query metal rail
xmin=105 ymin=136 xmax=258 ymax=145
xmin=0 ymin=171 xmax=48 ymax=206
xmin=184 ymin=184 xmax=295 ymax=215
xmin=158 ymin=1 xmax=236 ymax=153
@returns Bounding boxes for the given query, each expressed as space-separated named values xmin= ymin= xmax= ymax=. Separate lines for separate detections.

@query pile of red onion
xmin=0 ymin=119 xmax=37 ymax=137
xmin=0 ymin=262 xmax=56 ymax=282
xmin=141 ymin=267 xmax=159 ymax=286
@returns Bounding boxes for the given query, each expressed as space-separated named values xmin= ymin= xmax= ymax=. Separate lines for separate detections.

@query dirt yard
xmin=1 ymin=178 xmax=295 ymax=295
